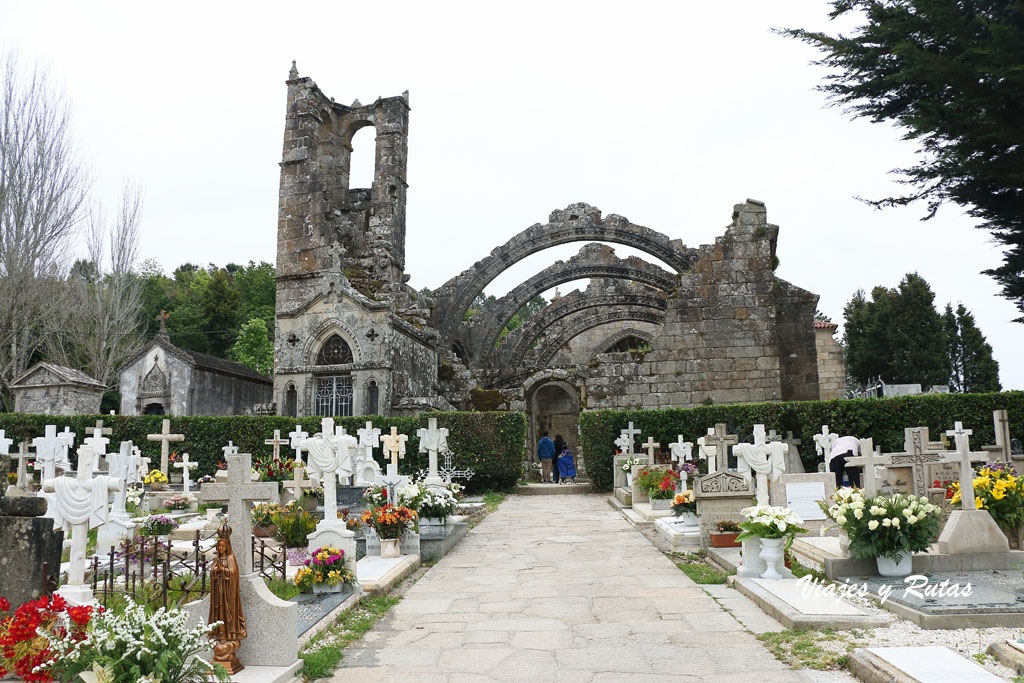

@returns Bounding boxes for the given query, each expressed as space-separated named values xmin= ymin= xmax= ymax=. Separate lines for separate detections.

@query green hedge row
xmin=0 ymin=411 xmax=527 ymax=493
xmin=579 ymin=391 xmax=1024 ymax=492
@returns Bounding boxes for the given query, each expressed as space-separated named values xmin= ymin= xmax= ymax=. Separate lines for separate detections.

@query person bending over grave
xmin=829 ymin=435 xmax=862 ymax=488
xmin=538 ymin=431 xmax=555 ymax=483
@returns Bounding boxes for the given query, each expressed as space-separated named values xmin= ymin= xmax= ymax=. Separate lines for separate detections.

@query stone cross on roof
xmin=288 ymin=425 xmax=309 ymax=465
xmin=198 ymin=452 xmax=279 ymax=575
xmin=641 ymin=437 xmax=659 ymax=465
xmin=264 ymin=429 xmax=288 ymax=465
xmin=146 ymin=419 xmax=184 ymax=476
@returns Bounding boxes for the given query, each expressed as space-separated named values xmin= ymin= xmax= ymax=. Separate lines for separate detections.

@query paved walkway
xmin=332 ymin=495 xmax=836 ymax=682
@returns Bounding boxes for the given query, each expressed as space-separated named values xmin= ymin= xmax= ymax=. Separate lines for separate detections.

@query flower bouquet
xmin=339 ymin=508 xmax=363 ymax=532
xmin=671 ymin=490 xmax=698 ymax=526
xmin=397 ymin=481 xmax=426 ymax=512
xmin=138 ymin=514 xmax=178 ymax=538
xmin=165 ymin=493 xmax=195 ymax=511
xmin=949 ymin=463 xmax=1024 ymax=533
xmin=419 ymin=487 xmax=460 ymax=526
xmin=125 ymin=484 xmax=144 ymax=514
xmin=362 ymin=505 xmax=417 ymax=557
xmin=251 ymin=502 xmax=283 ymax=537
xmin=363 ymin=485 xmax=388 ymax=508
xmin=294 ymin=546 xmax=355 ymax=593
xmin=636 ymin=467 xmax=680 ymax=508
xmin=197 ymin=474 xmax=216 ymax=486
xmin=711 ymin=520 xmax=742 ymax=548
xmin=0 ymin=593 xmax=94 ymax=682
xmin=737 ymin=505 xmax=807 ymax=579
xmin=272 ymin=501 xmax=318 ymax=564
xmin=143 ymin=469 xmax=168 ymax=490
xmin=620 ymin=456 xmax=644 ymax=487
xmin=253 ymin=455 xmax=295 ymax=484
xmin=821 ymin=490 xmax=941 ymax=576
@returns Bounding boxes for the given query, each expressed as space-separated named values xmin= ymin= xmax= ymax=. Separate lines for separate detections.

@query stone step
xmin=512 ymin=483 xmax=594 ymax=495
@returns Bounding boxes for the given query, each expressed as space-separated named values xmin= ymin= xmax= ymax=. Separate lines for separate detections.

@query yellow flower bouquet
xmin=949 ymin=462 xmax=1024 ymax=531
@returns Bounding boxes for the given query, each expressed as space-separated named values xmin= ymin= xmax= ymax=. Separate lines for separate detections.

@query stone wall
xmin=547 ymin=320 xmax=660 ymax=366
xmin=815 ymin=324 xmax=846 ymax=400
xmin=13 ymin=385 xmax=102 ymax=415
xmin=189 ymin=368 xmax=273 ymax=416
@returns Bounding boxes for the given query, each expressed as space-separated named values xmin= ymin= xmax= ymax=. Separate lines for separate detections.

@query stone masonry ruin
xmin=273 ymin=66 xmax=842 ymax=445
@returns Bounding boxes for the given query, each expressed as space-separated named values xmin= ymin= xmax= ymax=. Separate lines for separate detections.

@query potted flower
xmin=949 ymin=462 xmax=1024 ymax=549
xmin=418 ymin=487 xmax=459 ymax=534
xmin=251 ymin=502 xmax=283 ymax=538
xmin=138 ymin=514 xmax=179 ymax=543
xmin=294 ymin=546 xmax=355 ymax=593
xmin=144 ymin=469 xmax=168 ymax=491
xmin=671 ymin=490 xmax=698 ymax=526
xmin=301 ymin=484 xmax=324 ymax=512
xmin=0 ymin=594 xmax=94 ymax=681
xmin=397 ymin=481 xmax=426 ymax=513
xmin=620 ymin=456 xmax=644 ymax=487
xmin=363 ymin=485 xmax=388 ymax=508
xmin=125 ymin=484 xmax=145 ymax=514
xmin=711 ymin=520 xmax=742 ymax=548
xmin=253 ymin=455 xmax=295 ymax=486
xmin=165 ymin=493 xmax=196 ymax=511
xmin=272 ymin=501 xmax=319 ymax=565
xmin=361 ymin=505 xmax=417 ymax=558
xmin=339 ymin=507 xmax=363 ymax=534
xmin=636 ymin=467 xmax=679 ymax=509
xmin=824 ymin=491 xmax=941 ymax=576
xmin=736 ymin=505 xmax=807 ymax=580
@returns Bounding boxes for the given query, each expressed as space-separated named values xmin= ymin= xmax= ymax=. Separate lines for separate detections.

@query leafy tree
xmin=784 ymin=2 xmax=1024 ymax=319
xmin=814 ymin=310 xmax=833 ymax=323
xmin=944 ymin=302 xmax=1001 ymax=392
xmin=231 ymin=317 xmax=273 ymax=376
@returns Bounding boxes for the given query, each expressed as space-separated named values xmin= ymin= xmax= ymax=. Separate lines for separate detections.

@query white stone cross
xmin=357 ymin=420 xmax=381 ymax=467
xmin=985 ymin=410 xmax=1012 ymax=463
xmin=696 ymin=428 xmax=716 ymax=471
xmin=613 ymin=432 xmax=632 ymax=455
xmin=288 ymin=425 xmax=309 ymax=465
xmin=0 ymin=429 xmax=12 ymax=456
xmin=107 ymin=442 xmax=142 ymax=515
xmin=83 ymin=426 xmax=111 ymax=459
xmin=42 ymin=445 xmax=122 ymax=604
xmin=735 ymin=425 xmax=786 ymax=505
xmin=222 ymin=441 xmax=239 ymax=458
xmin=134 ymin=446 xmax=151 ymax=482
xmin=846 ymin=439 xmax=893 ymax=497
xmin=282 ymin=462 xmax=313 ymax=501
xmin=669 ymin=436 xmax=694 ymax=487
xmin=146 ymin=419 xmax=184 ymax=476
xmin=33 ymin=425 xmax=65 ymax=482
xmin=333 ymin=426 xmax=358 ymax=484
xmin=379 ymin=467 xmax=408 ymax=506
xmin=439 ymin=450 xmax=475 ymax=484
xmin=418 ymin=418 xmax=449 ymax=490
xmin=198 ymin=452 xmax=279 ymax=575
xmin=92 ymin=419 xmax=113 ymax=437
xmin=12 ymin=442 xmax=33 ymax=489
xmin=381 ymin=426 xmax=408 ymax=468
xmin=813 ymin=426 xmax=839 ymax=473
xmin=174 ymin=452 xmax=198 ymax=494
xmin=641 ymin=437 xmax=659 ymax=465
xmin=619 ymin=422 xmax=642 ymax=456
xmin=703 ymin=423 xmax=738 ymax=473
xmin=57 ymin=426 xmax=75 ymax=472
xmin=264 ymin=429 xmax=289 ymax=465
xmin=300 ymin=419 xmax=347 ymax=520
xmin=947 ymin=422 xmax=985 ymax=512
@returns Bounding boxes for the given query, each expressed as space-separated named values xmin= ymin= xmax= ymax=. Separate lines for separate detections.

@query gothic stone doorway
xmin=527 ymin=380 xmax=580 ymax=461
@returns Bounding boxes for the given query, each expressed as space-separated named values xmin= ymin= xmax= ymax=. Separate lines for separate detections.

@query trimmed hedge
xmin=579 ymin=391 xmax=1024 ymax=492
xmin=0 ymin=411 xmax=526 ymax=494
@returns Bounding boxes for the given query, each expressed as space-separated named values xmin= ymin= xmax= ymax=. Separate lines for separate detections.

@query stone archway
xmin=525 ymin=377 xmax=580 ymax=463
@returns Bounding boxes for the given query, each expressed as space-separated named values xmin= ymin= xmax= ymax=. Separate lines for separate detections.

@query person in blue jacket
xmin=537 ymin=431 xmax=555 ymax=483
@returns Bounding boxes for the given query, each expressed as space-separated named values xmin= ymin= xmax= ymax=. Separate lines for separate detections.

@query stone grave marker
xmin=174 ymin=452 xmax=198 ymax=494
xmin=884 ymin=427 xmax=955 ymax=497
xmin=703 ymin=423 xmax=738 ymax=473
xmin=333 ymin=426 xmax=359 ymax=484
xmin=198 ymin=452 xmax=280 ymax=575
xmin=355 ymin=421 xmax=382 ymax=485
xmin=417 ymin=418 xmax=449 ymax=491
xmin=146 ymin=418 xmax=184 ymax=476
xmin=57 ymin=427 xmax=75 ymax=471
xmin=669 ymin=436 xmax=694 ymax=488
xmin=770 ymin=473 xmax=836 ymax=536
xmin=768 ymin=429 xmax=805 ymax=474
xmin=693 ymin=470 xmax=753 ymax=552
xmin=735 ymin=425 xmax=786 ymax=505
xmin=985 ymin=409 xmax=1012 ymax=463
xmin=936 ymin=422 xmax=1007 ymax=555
xmin=96 ymin=441 xmax=142 ymax=555
xmin=264 ymin=429 xmax=289 ymax=465
xmin=33 ymin=425 xmax=65 ymax=482
xmin=641 ymin=437 xmax=660 ymax=465
xmin=289 ymin=424 xmax=309 ymax=465
xmin=813 ymin=426 xmax=839 ymax=473
xmin=42 ymin=445 xmax=122 ymax=604
xmin=0 ymin=430 xmax=12 ymax=459
xmin=11 ymin=442 xmax=33 ymax=491
xmin=282 ymin=462 xmax=313 ymax=503
xmin=618 ymin=422 xmax=641 ymax=456
xmin=439 ymin=450 xmax=474 ymax=484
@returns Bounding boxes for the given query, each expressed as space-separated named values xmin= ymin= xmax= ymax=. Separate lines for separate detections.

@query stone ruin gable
xmin=431 ymin=203 xmax=697 ymax=347
xmin=277 ymin=65 xmax=410 ymax=296
xmin=814 ymin=321 xmax=846 ymax=400
xmin=576 ymin=199 xmax=822 ymax=410
xmin=10 ymin=362 xmax=104 ymax=415
xmin=463 ymin=243 xmax=678 ymax=365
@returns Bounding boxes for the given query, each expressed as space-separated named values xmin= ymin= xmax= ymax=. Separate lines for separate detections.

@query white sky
xmin=3 ymin=1 xmax=1021 ymax=390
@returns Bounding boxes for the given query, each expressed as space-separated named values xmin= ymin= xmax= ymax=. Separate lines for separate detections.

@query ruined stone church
xmin=273 ymin=65 xmax=844 ymax=445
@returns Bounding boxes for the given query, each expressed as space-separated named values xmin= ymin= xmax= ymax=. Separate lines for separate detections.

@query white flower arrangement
xmin=620 ymin=456 xmax=644 ymax=471
xmin=739 ymin=504 xmax=806 ymax=536
xmin=397 ymin=481 xmax=427 ymax=511
xmin=824 ymin=491 xmax=942 ymax=561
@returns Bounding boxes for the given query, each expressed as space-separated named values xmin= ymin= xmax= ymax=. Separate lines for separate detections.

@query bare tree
xmin=0 ymin=51 xmax=88 ymax=405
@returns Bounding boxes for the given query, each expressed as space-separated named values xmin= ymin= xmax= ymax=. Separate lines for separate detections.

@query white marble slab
xmin=865 ymin=646 xmax=1002 ymax=682
xmin=751 ymin=579 xmax=864 ymax=616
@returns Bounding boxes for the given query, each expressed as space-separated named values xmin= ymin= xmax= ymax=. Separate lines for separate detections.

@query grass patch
xmin=757 ymin=629 xmax=852 ymax=670
xmin=300 ymin=594 xmax=401 ymax=679
xmin=265 ymin=577 xmax=301 ymax=601
xmin=674 ymin=557 xmax=728 ymax=584
xmin=787 ymin=556 xmax=828 ymax=583
xmin=482 ymin=492 xmax=506 ymax=513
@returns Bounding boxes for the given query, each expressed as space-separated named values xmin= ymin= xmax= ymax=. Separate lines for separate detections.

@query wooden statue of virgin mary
xmin=209 ymin=523 xmax=246 ymax=673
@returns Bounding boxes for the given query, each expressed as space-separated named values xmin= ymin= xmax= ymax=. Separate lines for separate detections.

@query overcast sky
xmin=3 ymin=1 xmax=1021 ymax=390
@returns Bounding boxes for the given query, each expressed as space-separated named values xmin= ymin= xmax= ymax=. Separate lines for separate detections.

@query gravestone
xmin=10 ymin=442 xmax=33 ymax=493
xmin=669 ymin=436 xmax=694 ymax=489
xmin=770 ymin=473 xmax=836 ymax=537
xmin=617 ymin=422 xmax=641 ymax=456
xmin=702 ymin=424 xmax=738 ymax=473
xmin=641 ymin=437 xmax=659 ymax=465
xmin=692 ymin=470 xmax=753 ymax=551
xmin=282 ymin=462 xmax=313 ymax=504
xmin=174 ymin=452 xmax=198 ymax=494
xmin=146 ymin=419 xmax=184 ymax=477
xmin=379 ymin=426 xmax=410 ymax=506
xmin=885 ymin=427 xmax=954 ymax=497
xmin=355 ymin=421 xmax=382 ymax=486
xmin=438 ymin=450 xmax=474 ymax=484
xmin=264 ymin=429 xmax=289 ymax=465
xmin=417 ymin=418 xmax=449 ymax=491
xmin=846 ymin=439 xmax=893 ymax=497
xmin=813 ymin=426 xmax=839 ymax=473
xmin=936 ymin=423 xmax=1009 ymax=555
xmin=43 ymin=445 xmax=122 ymax=604
xmin=300 ymin=420 xmax=357 ymax=574
xmin=0 ymin=451 xmax=63 ymax=610
xmin=773 ymin=430 xmax=805 ymax=474
xmin=735 ymin=425 xmax=786 ymax=505
xmin=288 ymin=424 xmax=309 ymax=465
xmin=983 ymin=409 xmax=1012 ymax=463
xmin=95 ymin=441 xmax=142 ymax=555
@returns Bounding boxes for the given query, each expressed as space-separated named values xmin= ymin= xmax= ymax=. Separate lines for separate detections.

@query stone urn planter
xmin=758 ymin=537 xmax=786 ymax=580
xmin=380 ymin=538 xmax=401 ymax=558
xmin=148 ymin=482 xmax=166 ymax=492
xmin=651 ymin=497 xmax=673 ymax=511
xmin=420 ymin=517 xmax=452 ymax=535
xmin=677 ymin=511 xmax=699 ymax=527
xmin=876 ymin=550 xmax=913 ymax=577
xmin=300 ymin=495 xmax=320 ymax=513
xmin=710 ymin=531 xmax=740 ymax=548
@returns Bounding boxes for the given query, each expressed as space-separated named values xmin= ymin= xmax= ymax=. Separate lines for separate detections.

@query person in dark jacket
xmin=537 ymin=431 xmax=555 ymax=483
xmin=553 ymin=434 xmax=565 ymax=483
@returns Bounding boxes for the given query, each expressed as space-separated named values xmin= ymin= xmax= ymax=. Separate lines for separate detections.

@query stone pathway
xmin=332 ymin=494 xmax=848 ymax=682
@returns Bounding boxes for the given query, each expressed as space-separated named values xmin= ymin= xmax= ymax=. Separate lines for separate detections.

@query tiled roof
xmin=814 ymin=320 xmax=839 ymax=329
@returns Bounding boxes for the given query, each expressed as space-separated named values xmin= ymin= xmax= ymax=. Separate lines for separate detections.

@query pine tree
xmin=886 ymin=273 xmax=950 ymax=387
xmin=943 ymin=304 xmax=964 ymax=391
xmin=947 ymin=303 xmax=1001 ymax=392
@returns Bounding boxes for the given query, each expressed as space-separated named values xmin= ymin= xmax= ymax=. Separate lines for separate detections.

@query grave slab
xmin=707 ymin=546 xmax=742 ymax=574
xmin=629 ymin=501 xmax=674 ymax=522
xmin=222 ymin=662 xmax=303 ymax=683
xmin=613 ymin=486 xmax=632 ymax=507
xmin=654 ymin=517 xmax=701 ymax=551
xmin=849 ymin=646 xmax=1003 ymax=683
xmin=733 ymin=578 xmax=890 ymax=630
xmin=356 ymin=554 xmax=420 ymax=594
xmin=790 ymin=536 xmax=845 ymax=566
xmin=420 ymin=522 xmax=469 ymax=563
xmin=292 ymin=587 xmax=356 ymax=637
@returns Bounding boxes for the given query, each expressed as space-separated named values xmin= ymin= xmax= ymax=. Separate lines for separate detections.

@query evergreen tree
xmin=231 ymin=317 xmax=274 ymax=376
xmin=943 ymin=304 xmax=963 ymax=390
xmin=202 ymin=267 xmax=241 ymax=357
xmin=946 ymin=303 xmax=1001 ymax=392
xmin=887 ymin=273 xmax=950 ymax=386
xmin=784 ymin=2 xmax=1024 ymax=319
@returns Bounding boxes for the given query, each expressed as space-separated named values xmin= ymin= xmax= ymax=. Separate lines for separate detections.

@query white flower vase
xmin=679 ymin=511 xmax=699 ymax=527
xmin=625 ymin=473 xmax=632 ymax=488
xmin=876 ymin=550 xmax=913 ymax=577
xmin=651 ymin=497 xmax=672 ymax=510
xmin=758 ymin=537 xmax=786 ymax=580
xmin=381 ymin=538 xmax=401 ymax=558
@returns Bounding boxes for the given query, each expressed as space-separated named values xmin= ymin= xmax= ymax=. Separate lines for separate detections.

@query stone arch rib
xmin=432 ymin=203 xmax=695 ymax=340
xmin=526 ymin=308 xmax=666 ymax=368
xmin=590 ymin=328 xmax=656 ymax=359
